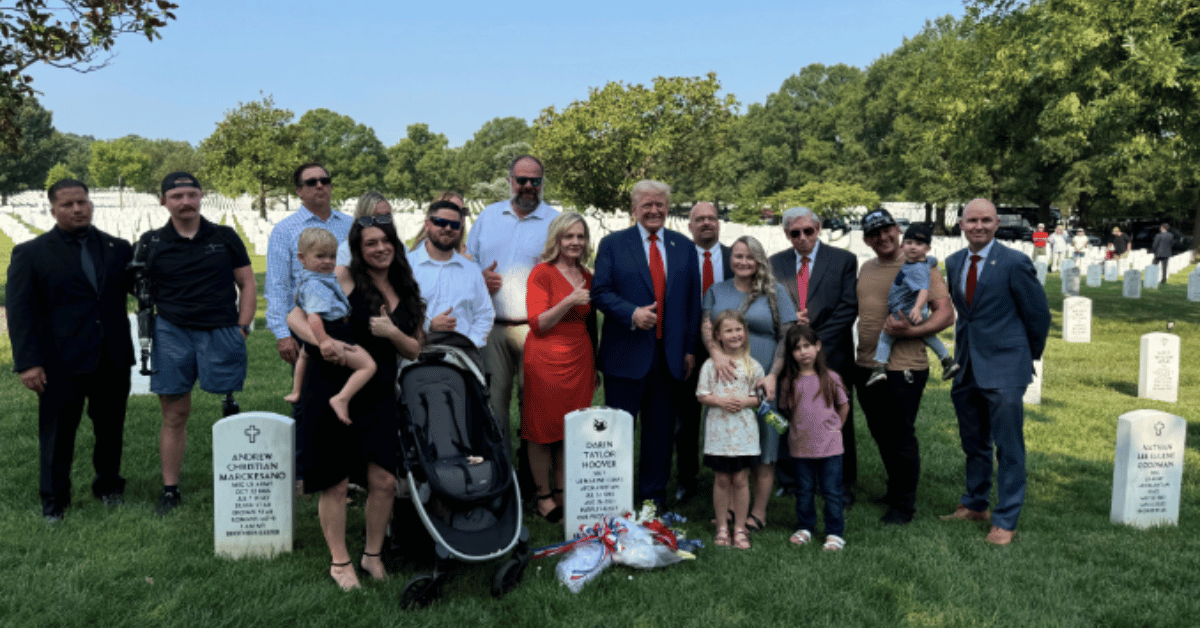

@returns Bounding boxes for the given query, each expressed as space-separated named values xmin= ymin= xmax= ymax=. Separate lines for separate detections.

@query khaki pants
xmin=482 ymin=323 xmax=529 ymax=443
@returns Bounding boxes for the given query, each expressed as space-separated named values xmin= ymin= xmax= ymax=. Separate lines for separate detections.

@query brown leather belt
xmin=495 ymin=319 xmax=528 ymax=326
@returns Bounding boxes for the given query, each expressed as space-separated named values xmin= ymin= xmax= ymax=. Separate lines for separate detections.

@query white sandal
xmin=789 ymin=529 xmax=812 ymax=546
xmin=822 ymin=534 xmax=845 ymax=552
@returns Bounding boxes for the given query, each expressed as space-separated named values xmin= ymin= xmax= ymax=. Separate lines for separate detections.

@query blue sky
xmin=27 ymin=0 xmax=967 ymax=148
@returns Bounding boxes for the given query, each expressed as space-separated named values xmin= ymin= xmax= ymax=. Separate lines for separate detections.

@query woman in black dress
xmin=289 ymin=216 xmax=423 ymax=590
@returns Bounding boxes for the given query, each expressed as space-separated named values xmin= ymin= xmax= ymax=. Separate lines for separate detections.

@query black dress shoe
xmin=100 ymin=492 xmax=124 ymax=507
xmin=880 ymin=509 xmax=913 ymax=525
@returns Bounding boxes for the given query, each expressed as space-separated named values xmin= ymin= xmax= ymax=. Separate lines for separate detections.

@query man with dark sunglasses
xmin=410 ymin=200 xmax=493 ymax=357
xmin=767 ymin=206 xmax=859 ymax=507
xmin=465 ymin=154 xmax=559 ymax=493
xmin=265 ymin=163 xmax=353 ymax=366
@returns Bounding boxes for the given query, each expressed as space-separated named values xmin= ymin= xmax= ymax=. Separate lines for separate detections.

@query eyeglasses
xmin=789 ymin=227 xmax=817 ymax=238
xmin=513 ymin=176 xmax=542 ymax=187
xmin=355 ymin=214 xmax=393 ymax=227
xmin=302 ymin=177 xmax=332 ymax=187
xmin=429 ymin=216 xmax=462 ymax=230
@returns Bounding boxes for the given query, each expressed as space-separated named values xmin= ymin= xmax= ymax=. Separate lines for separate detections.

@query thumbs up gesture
xmin=430 ymin=306 xmax=457 ymax=332
xmin=482 ymin=261 xmax=502 ymax=294
xmin=369 ymin=305 xmax=398 ymax=339
xmin=633 ymin=301 xmax=658 ymax=330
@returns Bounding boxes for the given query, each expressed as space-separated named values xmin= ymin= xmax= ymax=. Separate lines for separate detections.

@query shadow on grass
xmin=1105 ymin=381 xmax=1139 ymax=398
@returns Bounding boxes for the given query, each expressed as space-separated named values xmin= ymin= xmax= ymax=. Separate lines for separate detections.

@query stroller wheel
xmin=400 ymin=573 xmax=442 ymax=609
xmin=491 ymin=557 xmax=526 ymax=598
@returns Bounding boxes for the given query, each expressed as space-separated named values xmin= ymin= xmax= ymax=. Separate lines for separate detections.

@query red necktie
xmin=966 ymin=254 xmax=981 ymax=307
xmin=797 ymin=256 xmax=810 ymax=310
xmin=702 ymin=250 xmax=714 ymax=296
xmin=649 ymin=233 xmax=666 ymax=339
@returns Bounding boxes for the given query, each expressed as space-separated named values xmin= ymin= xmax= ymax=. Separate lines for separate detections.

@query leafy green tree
xmin=50 ymin=131 xmax=94 ymax=185
xmin=200 ymin=95 xmax=299 ymax=216
xmin=0 ymin=97 xmax=57 ymax=202
xmin=454 ymin=116 xmax=531 ymax=192
xmin=758 ymin=182 xmax=880 ymax=223
xmin=533 ymin=73 xmax=738 ymax=211
xmin=89 ymin=136 xmax=152 ymax=191
xmin=143 ymin=138 xmax=202 ymax=193
xmin=296 ymin=108 xmax=387 ymax=202
xmin=384 ymin=123 xmax=452 ymax=202
xmin=44 ymin=162 xmax=74 ymax=188
xmin=0 ymin=0 xmax=176 ymax=148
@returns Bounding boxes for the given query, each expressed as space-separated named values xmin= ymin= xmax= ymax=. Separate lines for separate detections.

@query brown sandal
xmin=732 ymin=528 xmax=751 ymax=550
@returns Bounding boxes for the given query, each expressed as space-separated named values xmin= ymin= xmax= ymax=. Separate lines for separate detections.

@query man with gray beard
xmin=465 ymin=155 xmax=560 ymax=459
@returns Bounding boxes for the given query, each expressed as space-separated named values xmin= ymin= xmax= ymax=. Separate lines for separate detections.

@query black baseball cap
xmin=161 ymin=171 xmax=202 ymax=196
xmin=861 ymin=208 xmax=897 ymax=236
xmin=903 ymin=224 xmax=932 ymax=245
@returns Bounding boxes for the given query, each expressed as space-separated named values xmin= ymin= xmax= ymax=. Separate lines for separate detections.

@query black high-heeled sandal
xmin=535 ymin=493 xmax=563 ymax=523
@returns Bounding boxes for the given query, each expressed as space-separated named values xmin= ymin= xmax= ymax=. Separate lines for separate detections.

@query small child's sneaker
xmin=866 ymin=365 xmax=887 ymax=387
xmin=941 ymin=355 xmax=961 ymax=381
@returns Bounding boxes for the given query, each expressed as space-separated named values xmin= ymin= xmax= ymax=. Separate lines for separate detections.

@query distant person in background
xmin=1071 ymin=228 xmax=1089 ymax=264
xmin=410 ymin=190 xmax=470 ymax=259
xmin=337 ymin=191 xmax=392 ymax=266
xmin=521 ymin=212 xmax=597 ymax=522
xmin=1152 ymin=223 xmax=1174 ymax=285
xmin=1110 ymin=227 xmax=1130 ymax=259
xmin=1031 ymin=224 xmax=1048 ymax=262
xmin=6 ymin=179 xmax=134 ymax=521
xmin=139 ymin=172 xmax=255 ymax=517
xmin=1048 ymin=225 xmax=1069 ymax=271
xmin=676 ymin=201 xmax=732 ymax=505
xmin=466 ymin=155 xmax=559 ymax=498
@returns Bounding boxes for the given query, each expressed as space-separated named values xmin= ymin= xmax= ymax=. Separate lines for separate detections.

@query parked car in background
xmin=995 ymin=214 xmax=1034 ymax=241
xmin=1132 ymin=226 xmax=1193 ymax=254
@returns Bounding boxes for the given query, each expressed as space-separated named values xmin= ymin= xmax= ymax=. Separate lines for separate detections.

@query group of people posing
xmin=7 ymin=154 xmax=1050 ymax=592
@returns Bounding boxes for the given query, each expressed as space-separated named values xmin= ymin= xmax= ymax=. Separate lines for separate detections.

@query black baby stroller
xmin=394 ymin=333 xmax=529 ymax=608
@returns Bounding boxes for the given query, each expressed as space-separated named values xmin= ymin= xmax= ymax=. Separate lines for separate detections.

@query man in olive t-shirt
xmin=853 ymin=209 xmax=954 ymax=525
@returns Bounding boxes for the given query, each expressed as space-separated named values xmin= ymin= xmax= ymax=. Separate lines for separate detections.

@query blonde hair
xmin=711 ymin=310 xmax=756 ymax=376
xmin=353 ymin=191 xmax=389 ymax=219
xmin=540 ymin=212 xmax=592 ymax=264
xmin=298 ymin=227 xmax=337 ymax=255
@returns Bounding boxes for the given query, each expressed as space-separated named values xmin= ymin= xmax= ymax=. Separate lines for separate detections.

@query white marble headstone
xmin=1062 ymin=296 xmax=1091 ymax=343
xmin=563 ymin=407 xmax=634 ymax=539
xmin=1034 ymin=260 xmax=1047 ymax=286
xmin=1143 ymin=265 xmax=1159 ymax=289
xmin=1111 ymin=409 xmax=1185 ymax=529
xmin=1061 ymin=267 xmax=1081 ymax=296
xmin=1104 ymin=260 xmax=1119 ymax=282
xmin=1188 ymin=271 xmax=1200 ymax=302
xmin=1086 ymin=264 xmax=1102 ymax=287
xmin=1059 ymin=258 xmax=1075 ymax=277
xmin=1123 ymin=270 xmax=1141 ymax=298
xmin=1022 ymin=359 xmax=1043 ymax=405
xmin=1138 ymin=333 xmax=1180 ymax=403
xmin=213 ymin=412 xmax=295 ymax=558
xmin=127 ymin=313 xmax=151 ymax=395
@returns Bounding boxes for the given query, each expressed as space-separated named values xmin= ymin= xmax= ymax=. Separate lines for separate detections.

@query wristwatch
xmin=239 ymin=324 xmax=251 ymax=335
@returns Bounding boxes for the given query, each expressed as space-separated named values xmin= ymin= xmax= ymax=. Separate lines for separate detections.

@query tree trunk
xmin=924 ymin=202 xmax=934 ymax=224
xmin=935 ymin=203 xmax=947 ymax=235
xmin=258 ymin=184 xmax=267 ymax=221
xmin=1191 ymin=190 xmax=1200 ymax=257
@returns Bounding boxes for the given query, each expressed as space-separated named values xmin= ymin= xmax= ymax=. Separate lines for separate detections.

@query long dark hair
xmin=348 ymin=220 xmax=425 ymax=326
xmin=777 ymin=324 xmax=842 ymax=414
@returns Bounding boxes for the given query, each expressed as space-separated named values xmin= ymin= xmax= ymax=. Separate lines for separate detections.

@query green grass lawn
xmin=1 ymin=239 xmax=1198 ymax=626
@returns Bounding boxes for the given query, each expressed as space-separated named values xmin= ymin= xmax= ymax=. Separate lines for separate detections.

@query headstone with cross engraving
xmin=212 ymin=411 xmax=295 ymax=558
xmin=1138 ymin=333 xmax=1179 ymax=403
xmin=563 ymin=407 xmax=634 ymax=539
xmin=1111 ymin=409 xmax=1186 ymax=529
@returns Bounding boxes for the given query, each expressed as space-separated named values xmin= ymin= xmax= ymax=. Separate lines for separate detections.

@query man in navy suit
xmin=942 ymin=198 xmax=1050 ymax=545
xmin=594 ymin=180 xmax=701 ymax=508
xmin=768 ymin=207 xmax=859 ymax=503
xmin=674 ymin=201 xmax=732 ymax=503
xmin=6 ymin=179 xmax=135 ymax=520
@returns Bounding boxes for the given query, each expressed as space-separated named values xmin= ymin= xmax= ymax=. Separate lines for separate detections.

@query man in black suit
xmin=674 ymin=201 xmax=733 ymax=504
xmin=767 ymin=207 xmax=859 ymax=503
xmin=6 ymin=179 xmax=135 ymax=521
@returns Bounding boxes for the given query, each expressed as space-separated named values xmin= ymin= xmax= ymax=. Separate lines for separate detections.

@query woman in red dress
xmin=522 ymin=212 xmax=597 ymax=522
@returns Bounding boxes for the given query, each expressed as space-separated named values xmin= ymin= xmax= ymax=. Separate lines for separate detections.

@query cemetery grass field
xmin=0 ymin=256 xmax=1198 ymax=628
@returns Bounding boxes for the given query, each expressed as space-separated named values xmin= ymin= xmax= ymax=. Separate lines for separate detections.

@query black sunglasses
xmin=355 ymin=214 xmax=393 ymax=227
xmin=513 ymin=176 xmax=542 ymax=187
xmin=301 ymin=176 xmax=332 ymax=187
xmin=429 ymin=216 xmax=462 ymax=230
xmin=789 ymin=227 xmax=817 ymax=238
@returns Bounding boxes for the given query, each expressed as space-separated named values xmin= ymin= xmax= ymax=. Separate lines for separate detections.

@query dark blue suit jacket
xmin=945 ymin=241 xmax=1050 ymax=389
xmin=6 ymin=226 xmax=135 ymax=376
xmin=594 ymin=225 xmax=700 ymax=381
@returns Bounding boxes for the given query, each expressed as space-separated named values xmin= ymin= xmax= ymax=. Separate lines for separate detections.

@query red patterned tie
xmin=797 ymin=256 xmax=810 ymax=310
xmin=966 ymin=254 xmax=981 ymax=307
xmin=649 ymin=233 xmax=666 ymax=339
xmin=702 ymin=251 xmax=714 ymax=296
